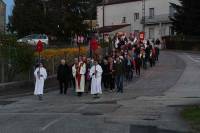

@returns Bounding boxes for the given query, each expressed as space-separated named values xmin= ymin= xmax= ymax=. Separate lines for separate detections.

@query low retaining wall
xmin=0 ymin=76 xmax=58 ymax=97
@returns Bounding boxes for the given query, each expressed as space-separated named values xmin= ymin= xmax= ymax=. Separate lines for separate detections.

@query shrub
xmin=0 ymin=34 xmax=35 ymax=81
xmin=164 ymin=36 xmax=200 ymax=51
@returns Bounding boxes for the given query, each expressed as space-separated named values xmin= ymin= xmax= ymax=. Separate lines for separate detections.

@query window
xmin=149 ymin=28 xmax=155 ymax=39
xmin=149 ymin=8 xmax=155 ymax=18
xmin=161 ymin=27 xmax=166 ymax=36
xmin=134 ymin=13 xmax=139 ymax=21
xmin=122 ymin=17 xmax=126 ymax=23
xmin=169 ymin=6 xmax=176 ymax=17
xmin=134 ymin=30 xmax=139 ymax=34
xmin=169 ymin=26 xmax=175 ymax=36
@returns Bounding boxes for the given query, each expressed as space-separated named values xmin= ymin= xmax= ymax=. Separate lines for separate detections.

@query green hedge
xmin=164 ymin=36 xmax=200 ymax=51
xmin=0 ymin=34 xmax=35 ymax=82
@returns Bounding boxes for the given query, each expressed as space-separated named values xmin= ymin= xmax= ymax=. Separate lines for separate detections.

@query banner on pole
xmin=139 ymin=32 xmax=145 ymax=41
xmin=36 ymin=40 xmax=43 ymax=52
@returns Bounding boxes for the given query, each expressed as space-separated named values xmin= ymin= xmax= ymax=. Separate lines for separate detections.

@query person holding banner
xmin=34 ymin=63 xmax=47 ymax=101
xmin=90 ymin=60 xmax=103 ymax=98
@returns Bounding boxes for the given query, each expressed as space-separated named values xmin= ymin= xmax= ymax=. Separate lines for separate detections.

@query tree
xmin=85 ymin=0 xmax=103 ymax=20
xmin=8 ymin=0 xmax=89 ymax=39
xmin=171 ymin=0 xmax=200 ymax=36
xmin=9 ymin=0 xmax=46 ymax=37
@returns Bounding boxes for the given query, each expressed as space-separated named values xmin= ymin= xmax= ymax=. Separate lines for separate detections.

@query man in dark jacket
xmin=115 ymin=56 xmax=125 ymax=93
xmin=57 ymin=59 xmax=70 ymax=94
xmin=101 ymin=59 xmax=109 ymax=91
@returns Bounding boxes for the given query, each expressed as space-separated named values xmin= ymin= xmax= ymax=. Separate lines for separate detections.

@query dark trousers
xmin=59 ymin=80 xmax=68 ymax=94
xmin=116 ymin=75 xmax=123 ymax=93
xmin=150 ymin=57 xmax=156 ymax=67
xmin=135 ymin=65 xmax=140 ymax=76
xmin=141 ymin=58 xmax=147 ymax=69
xmin=108 ymin=75 xmax=115 ymax=90
xmin=77 ymin=92 xmax=83 ymax=97
xmin=126 ymin=66 xmax=133 ymax=80
xmin=102 ymin=75 xmax=109 ymax=89
xmin=155 ymin=54 xmax=159 ymax=61
xmin=85 ymin=80 xmax=91 ymax=93
xmin=149 ymin=58 xmax=154 ymax=67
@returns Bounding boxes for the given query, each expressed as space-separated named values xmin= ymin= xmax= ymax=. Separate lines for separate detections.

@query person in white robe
xmin=34 ymin=63 xmax=47 ymax=100
xmin=90 ymin=60 xmax=103 ymax=98
xmin=72 ymin=58 xmax=86 ymax=96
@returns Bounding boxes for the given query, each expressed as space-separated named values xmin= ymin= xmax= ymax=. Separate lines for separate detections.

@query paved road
xmin=0 ymin=51 xmax=200 ymax=133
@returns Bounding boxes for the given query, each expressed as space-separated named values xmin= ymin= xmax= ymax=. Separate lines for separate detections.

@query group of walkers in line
xmin=33 ymin=34 xmax=161 ymax=100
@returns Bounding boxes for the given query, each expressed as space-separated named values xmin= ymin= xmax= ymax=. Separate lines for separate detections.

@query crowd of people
xmin=33 ymin=34 xmax=161 ymax=100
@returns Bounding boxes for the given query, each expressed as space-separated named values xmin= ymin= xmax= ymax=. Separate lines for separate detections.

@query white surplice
xmin=72 ymin=62 xmax=86 ymax=92
xmin=34 ymin=67 xmax=47 ymax=95
xmin=90 ymin=64 xmax=103 ymax=95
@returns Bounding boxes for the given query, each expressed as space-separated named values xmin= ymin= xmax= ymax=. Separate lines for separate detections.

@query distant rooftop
xmin=99 ymin=0 xmax=141 ymax=6
xmin=98 ymin=24 xmax=130 ymax=33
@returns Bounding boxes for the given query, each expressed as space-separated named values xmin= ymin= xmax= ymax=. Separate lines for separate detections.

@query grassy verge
xmin=181 ymin=106 xmax=200 ymax=132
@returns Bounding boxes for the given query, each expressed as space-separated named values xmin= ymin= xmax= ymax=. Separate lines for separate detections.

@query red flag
xmin=139 ymin=32 xmax=145 ymax=41
xmin=36 ymin=40 xmax=43 ymax=52
xmin=90 ymin=39 xmax=98 ymax=52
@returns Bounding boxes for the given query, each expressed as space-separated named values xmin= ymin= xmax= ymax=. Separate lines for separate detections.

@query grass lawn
xmin=181 ymin=106 xmax=200 ymax=133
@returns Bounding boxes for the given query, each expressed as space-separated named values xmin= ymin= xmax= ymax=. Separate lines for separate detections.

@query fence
xmin=0 ymin=56 xmax=62 ymax=83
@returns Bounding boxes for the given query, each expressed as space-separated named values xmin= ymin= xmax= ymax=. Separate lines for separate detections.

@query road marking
xmin=41 ymin=117 xmax=63 ymax=131
xmin=186 ymin=54 xmax=200 ymax=63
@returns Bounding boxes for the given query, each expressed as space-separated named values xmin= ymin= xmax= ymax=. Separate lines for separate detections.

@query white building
xmin=97 ymin=0 xmax=180 ymax=40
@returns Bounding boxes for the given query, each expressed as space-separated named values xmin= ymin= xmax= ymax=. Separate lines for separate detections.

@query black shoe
xmin=38 ymin=95 xmax=43 ymax=101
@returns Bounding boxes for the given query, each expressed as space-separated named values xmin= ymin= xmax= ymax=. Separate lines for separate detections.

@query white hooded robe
xmin=90 ymin=64 xmax=103 ymax=95
xmin=34 ymin=67 xmax=47 ymax=95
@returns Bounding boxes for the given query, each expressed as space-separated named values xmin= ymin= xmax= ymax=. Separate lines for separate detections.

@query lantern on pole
xmin=36 ymin=40 xmax=44 ymax=79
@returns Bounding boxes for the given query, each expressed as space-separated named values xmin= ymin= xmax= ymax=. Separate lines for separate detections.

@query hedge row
xmin=164 ymin=36 xmax=200 ymax=51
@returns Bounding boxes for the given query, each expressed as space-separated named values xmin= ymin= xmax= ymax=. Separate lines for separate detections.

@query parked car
xmin=17 ymin=34 xmax=49 ymax=46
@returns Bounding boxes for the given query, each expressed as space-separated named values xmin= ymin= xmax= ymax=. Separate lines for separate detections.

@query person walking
xmin=135 ymin=54 xmax=141 ymax=76
xmin=90 ymin=60 xmax=103 ymax=98
xmin=101 ymin=59 xmax=109 ymax=91
xmin=145 ymin=41 xmax=151 ymax=67
xmin=155 ymin=39 xmax=160 ymax=61
xmin=124 ymin=54 xmax=133 ymax=81
xmin=72 ymin=57 xmax=86 ymax=97
xmin=85 ymin=58 xmax=92 ymax=93
xmin=108 ymin=57 xmax=115 ymax=91
xmin=115 ymin=56 xmax=125 ymax=93
xmin=57 ymin=59 xmax=70 ymax=95
xmin=34 ymin=63 xmax=47 ymax=100
xmin=140 ymin=48 xmax=147 ymax=69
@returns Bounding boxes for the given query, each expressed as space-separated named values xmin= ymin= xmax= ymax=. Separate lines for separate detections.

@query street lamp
xmin=41 ymin=0 xmax=49 ymax=16
xmin=142 ymin=0 xmax=146 ymax=32
xmin=102 ymin=0 xmax=105 ymax=46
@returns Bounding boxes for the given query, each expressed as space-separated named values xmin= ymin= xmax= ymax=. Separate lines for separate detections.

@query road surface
xmin=0 ymin=51 xmax=200 ymax=133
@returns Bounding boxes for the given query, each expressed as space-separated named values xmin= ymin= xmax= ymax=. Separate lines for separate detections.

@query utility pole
xmin=142 ymin=0 xmax=146 ymax=32
xmin=102 ymin=0 xmax=105 ymax=46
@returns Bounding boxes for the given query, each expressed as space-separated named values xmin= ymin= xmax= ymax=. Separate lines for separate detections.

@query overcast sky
xmin=3 ymin=0 xmax=14 ymax=23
